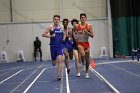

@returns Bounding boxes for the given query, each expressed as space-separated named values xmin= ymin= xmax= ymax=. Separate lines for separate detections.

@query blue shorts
xmin=67 ymin=41 xmax=73 ymax=52
xmin=50 ymin=46 xmax=63 ymax=60
xmin=63 ymin=41 xmax=73 ymax=52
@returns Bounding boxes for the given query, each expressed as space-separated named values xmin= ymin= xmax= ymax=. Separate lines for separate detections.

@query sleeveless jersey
xmin=72 ymin=29 xmax=78 ymax=49
xmin=50 ymin=26 xmax=63 ymax=47
xmin=63 ymin=27 xmax=73 ymax=51
xmin=77 ymin=23 xmax=89 ymax=42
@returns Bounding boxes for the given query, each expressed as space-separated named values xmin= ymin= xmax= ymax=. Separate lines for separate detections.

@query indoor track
xmin=0 ymin=58 xmax=140 ymax=93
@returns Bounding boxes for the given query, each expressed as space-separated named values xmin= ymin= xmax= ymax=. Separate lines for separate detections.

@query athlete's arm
xmin=68 ymin=27 xmax=73 ymax=41
xmin=42 ymin=25 xmax=54 ymax=38
xmin=62 ymin=26 xmax=67 ymax=41
xmin=84 ymin=24 xmax=94 ymax=38
xmin=63 ymin=34 xmax=67 ymax=41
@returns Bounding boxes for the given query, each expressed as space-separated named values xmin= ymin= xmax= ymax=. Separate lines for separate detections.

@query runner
xmin=71 ymin=19 xmax=81 ymax=77
xmin=75 ymin=13 xmax=94 ymax=78
xmin=42 ymin=15 xmax=63 ymax=81
xmin=62 ymin=18 xmax=72 ymax=74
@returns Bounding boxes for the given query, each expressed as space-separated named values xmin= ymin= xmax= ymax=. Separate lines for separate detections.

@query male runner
xmin=71 ymin=19 xmax=81 ymax=77
xmin=42 ymin=15 xmax=63 ymax=81
xmin=62 ymin=18 xmax=72 ymax=74
xmin=75 ymin=13 xmax=94 ymax=78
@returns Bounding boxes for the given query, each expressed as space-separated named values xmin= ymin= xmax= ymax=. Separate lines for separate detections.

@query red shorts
xmin=76 ymin=42 xmax=90 ymax=51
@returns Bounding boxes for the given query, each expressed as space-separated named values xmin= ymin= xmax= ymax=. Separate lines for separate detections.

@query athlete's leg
xmin=63 ymin=49 xmax=69 ymax=69
xmin=50 ymin=47 xmax=56 ymax=66
xmin=78 ymin=53 xmax=82 ymax=64
xmin=85 ymin=50 xmax=90 ymax=73
xmin=85 ymin=50 xmax=90 ymax=78
xmin=56 ymin=47 xmax=64 ymax=80
xmin=63 ymin=49 xmax=70 ymax=74
xmin=73 ymin=49 xmax=80 ymax=76
xmin=57 ymin=55 xmax=62 ymax=80
xmin=78 ymin=45 xmax=85 ymax=71
xmin=78 ymin=45 xmax=85 ymax=65
xmin=52 ymin=60 xmax=56 ymax=66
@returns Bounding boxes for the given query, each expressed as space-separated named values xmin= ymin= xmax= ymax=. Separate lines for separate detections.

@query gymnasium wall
xmin=0 ymin=0 xmax=10 ymax=22
xmin=0 ymin=19 xmax=111 ymax=62
xmin=0 ymin=0 xmax=107 ymax=22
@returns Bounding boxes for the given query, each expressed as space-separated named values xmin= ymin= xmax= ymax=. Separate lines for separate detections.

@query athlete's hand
xmin=84 ymin=29 xmax=91 ymax=36
xmin=83 ymin=28 xmax=88 ymax=33
xmin=68 ymin=37 xmax=72 ymax=41
xmin=78 ymin=31 xmax=84 ymax=34
xmin=62 ymin=38 xmax=66 ymax=42
xmin=51 ymin=33 xmax=55 ymax=37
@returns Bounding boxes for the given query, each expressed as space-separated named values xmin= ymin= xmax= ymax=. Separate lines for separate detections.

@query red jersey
xmin=76 ymin=23 xmax=90 ymax=51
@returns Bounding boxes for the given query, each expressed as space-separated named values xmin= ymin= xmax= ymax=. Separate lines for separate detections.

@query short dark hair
xmin=53 ymin=15 xmax=60 ymax=20
xmin=63 ymin=18 xmax=69 ymax=23
xmin=71 ymin=19 xmax=79 ymax=25
xmin=36 ymin=37 xmax=38 ymax=40
xmin=80 ymin=13 xmax=87 ymax=18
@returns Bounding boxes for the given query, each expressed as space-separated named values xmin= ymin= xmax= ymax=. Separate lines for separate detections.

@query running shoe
xmin=57 ymin=75 xmax=61 ymax=81
xmin=85 ymin=73 xmax=89 ymax=79
xmin=76 ymin=72 xmax=80 ymax=77
xmin=67 ymin=69 xmax=70 ymax=74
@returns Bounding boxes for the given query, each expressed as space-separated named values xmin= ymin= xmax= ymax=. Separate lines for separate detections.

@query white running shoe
xmin=85 ymin=73 xmax=89 ymax=79
xmin=76 ymin=72 xmax=80 ymax=77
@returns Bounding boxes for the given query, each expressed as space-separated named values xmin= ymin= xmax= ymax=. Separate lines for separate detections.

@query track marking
xmin=110 ymin=64 xmax=140 ymax=78
xmin=89 ymin=66 xmax=120 ymax=93
xmin=23 ymin=68 xmax=46 ymax=93
xmin=0 ymin=61 xmax=50 ymax=72
xmin=10 ymin=64 xmax=43 ymax=93
xmin=60 ymin=64 xmax=64 ymax=93
xmin=0 ymin=69 xmax=23 ymax=85
xmin=65 ymin=68 xmax=70 ymax=93
xmin=0 ymin=66 xmax=23 ymax=72
xmin=97 ymin=60 xmax=140 ymax=78
xmin=96 ymin=60 xmax=132 ymax=65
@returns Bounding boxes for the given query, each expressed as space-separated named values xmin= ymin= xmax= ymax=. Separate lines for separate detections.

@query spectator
xmin=34 ymin=37 xmax=42 ymax=61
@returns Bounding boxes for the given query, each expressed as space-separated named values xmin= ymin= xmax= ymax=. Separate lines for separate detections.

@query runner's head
xmin=71 ymin=19 xmax=79 ymax=26
xmin=80 ymin=13 xmax=87 ymax=23
xmin=53 ymin=15 xmax=60 ymax=26
xmin=63 ymin=19 xmax=69 ymax=29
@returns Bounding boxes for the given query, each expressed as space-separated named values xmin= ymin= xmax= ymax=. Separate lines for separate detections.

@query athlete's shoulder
xmin=86 ymin=23 xmax=92 ymax=28
xmin=48 ymin=24 xmax=53 ymax=30
xmin=60 ymin=25 xmax=64 ymax=29
xmin=85 ymin=23 xmax=90 ymax=26
xmin=87 ymin=23 xmax=91 ymax=26
xmin=76 ymin=23 xmax=81 ymax=29
xmin=87 ymin=23 xmax=91 ymax=25
xmin=59 ymin=25 xmax=65 ymax=32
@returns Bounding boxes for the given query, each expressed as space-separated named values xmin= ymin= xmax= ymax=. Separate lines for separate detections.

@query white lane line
xmin=10 ymin=64 xmax=43 ymax=93
xmin=23 ymin=68 xmax=46 ymax=93
xmin=0 ymin=66 xmax=23 ymax=72
xmin=96 ymin=60 xmax=132 ymax=65
xmin=65 ymin=68 xmax=70 ymax=93
xmin=0 ymin=69 xmax=24 ymax=85
xmin=89 ymin=66 xmax=120 ymax=93
xmin=60 ymin=65 xmax=64 ymax=93
xmin=110 ymin=64 xmax=140 ymax=78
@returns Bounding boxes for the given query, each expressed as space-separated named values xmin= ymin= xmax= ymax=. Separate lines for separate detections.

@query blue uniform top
xmin=63 ymin=31 xmax=73 ymax=51
xmin=50 ymin=26 xmax=63 ymax=47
